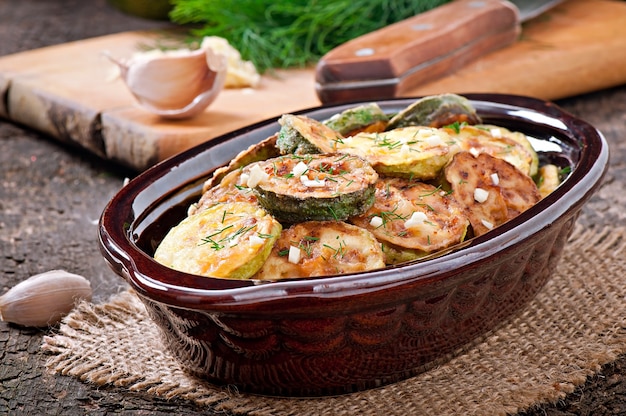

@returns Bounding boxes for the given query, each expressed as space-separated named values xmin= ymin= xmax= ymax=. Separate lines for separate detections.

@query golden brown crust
xmin=254 ymin=221 xmax=384 ymax=280
xmin=446 ymin=124 xmax=538 ymax=177
xmin=445 ymin=152 xmax=541 ymax=237
xmin=155 ymin=202 xmax=282 ymax=279
xmin=350 ymin=178 xmax=469 ymax=252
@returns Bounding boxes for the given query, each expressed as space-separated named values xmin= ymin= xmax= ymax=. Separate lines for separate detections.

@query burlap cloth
xmin=41 ymin=223 xmax=626 ymax=415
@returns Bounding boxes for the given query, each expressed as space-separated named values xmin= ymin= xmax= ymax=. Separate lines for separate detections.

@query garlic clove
xmin=200 ymin=36 xmax=261 ymax=88
xmin=106 ymin=46 xmax=228 ymax=119
xmin=0 ymin=270 xmax=92 ymax=328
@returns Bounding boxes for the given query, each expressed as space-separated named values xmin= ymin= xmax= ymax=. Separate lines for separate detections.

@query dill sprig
xmin=199 ymin=224 xmax=257 ymax=250
xmin=169 ymin=0 xmax=451 ymax=72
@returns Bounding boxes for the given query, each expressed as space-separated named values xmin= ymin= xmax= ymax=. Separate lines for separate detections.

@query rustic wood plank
xmin=100 ymin=68 xmax=318 ymax=168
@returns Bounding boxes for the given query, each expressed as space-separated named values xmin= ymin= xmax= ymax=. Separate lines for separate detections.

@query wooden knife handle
xmin=315 ymin=0 xmax=521 ymax=104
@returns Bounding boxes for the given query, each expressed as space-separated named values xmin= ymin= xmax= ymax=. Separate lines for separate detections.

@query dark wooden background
xmin=1 ymin=1 xmax=625 ymax=415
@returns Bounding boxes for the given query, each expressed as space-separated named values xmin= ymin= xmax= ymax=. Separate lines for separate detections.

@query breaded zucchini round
xmin=254 ymin=221 xmax=385 ymax=280
xmin=244 ymin=153 xmax=378 ymax=223
xmin=154 ymin=201 xmax=282 ymax=279
xmin=386 ymin=93 xmax=481 ymax=130
xmin=445 ymin=124 xmax=539 ymax=177
xmin=351 ymin=178 xmax=470 ymax=253
xmin=202 ymin=134 xmax=281 ymax=193
xmin=444 ymin=151 xmax=541 ymax=237
xmin=334 ymin=126 xmax=459 ymax=180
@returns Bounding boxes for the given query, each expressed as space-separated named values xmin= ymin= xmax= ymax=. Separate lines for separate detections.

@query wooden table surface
xmin=1 ymin=1 xmax=625 ymax=415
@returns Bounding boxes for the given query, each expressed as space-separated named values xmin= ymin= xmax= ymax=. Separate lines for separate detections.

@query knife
xmin=315 ymin=0 xmax=565 ymax=104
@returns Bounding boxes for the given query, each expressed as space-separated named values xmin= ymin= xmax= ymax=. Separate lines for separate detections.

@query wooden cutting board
xmin=1 ymin=0 xmax=625 ymax=171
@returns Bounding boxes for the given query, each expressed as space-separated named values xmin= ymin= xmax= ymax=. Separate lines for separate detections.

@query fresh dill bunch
xmin=169 ymin=0 xmax=451 ymax=73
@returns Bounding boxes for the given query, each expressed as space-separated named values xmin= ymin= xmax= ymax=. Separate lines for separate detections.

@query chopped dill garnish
xmin=328 ymin=206 xmax=338 ymax=220
xmin=199 ymin=224 xmax=234 ymax=249
xmin=199 ymin=224 xmax=257 ymax=250
xmin=443 ymin=121 xmax=467 ymax=134
xmin=377 ymin=207 xmax=408 ymax=227
xmin=376 ymin=136 xmax=403 ymax=150
xmin=323 ymin=239 xmax=347 ymax=259
xmin=419 ymin=185 xmax=442 ymax=198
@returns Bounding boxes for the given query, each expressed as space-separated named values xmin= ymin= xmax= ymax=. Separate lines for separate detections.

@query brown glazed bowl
xmin=99 ymin=94 xmax=608 ymax=397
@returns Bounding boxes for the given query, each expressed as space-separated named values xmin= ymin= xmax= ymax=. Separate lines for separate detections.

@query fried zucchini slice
xmin=254 ymin=221 xmax=385 ymax=280
xmin=202 ymin=134 xmax=280 ymax=193
xmin=244 ymin=153 xmax=378 ymax=223
xmin=444 ymin=152 xmax=541 ymax=237
xmin=189 ymin=169 xmax=258 ymax=216
xmin=537 ymin=163 xmax=561 ymax=198
xmin=446 ymin=124 xmax=539 ymax=177
xmin=350 ymin=178 xmax=470 ymax=253
xmin=334 ymin=126 xmax=459 ymax=180
xmin=386 ymin=93 xmax=481 ymax=130
xmin=380 ymin=241 xmax=427 ymax=265
xmin=276 ymin=114 xmax=342 ymax=154
xmin=154 ymin=201 xmax=282 ymax=279
xmin=323 ymin=102 xmax=389 ymax=136
xmin=479 ymin=124 xmax=539 ymax=176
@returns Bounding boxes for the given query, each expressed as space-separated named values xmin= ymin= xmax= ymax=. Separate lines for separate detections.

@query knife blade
xmin=315 ymin=0 xmax=565 ymax=104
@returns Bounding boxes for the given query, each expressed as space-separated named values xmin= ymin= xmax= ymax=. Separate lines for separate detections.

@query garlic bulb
xmin=0 ymin=270 xmax=92 ymax=327
xmin=107 ymin=45 xmax=228 ymax=119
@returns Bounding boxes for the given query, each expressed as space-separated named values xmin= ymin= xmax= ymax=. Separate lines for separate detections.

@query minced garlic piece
xmin=288 ymin=246 xmax=301 ymax=264
xmin=490 ymin=128 xmax=502 ymax=138
xmin=425 ymin=135 xmax=444 ymax=146
xmin=248 ymin=234 xmax=266 ymax=246
xmin=292 ymin=161 xmax=309 ymax=177
xmin=404 ymin=211 xmax=428 ymax=228
xmin=481 ymin=219 xmax=494 ymax=230
xmin=300 ymin=176 xmax=326 ymax=187
xmin=474 ymin=188 xmax=489 ymax=203
xmin=247 ymin=164 xmax=269 ymax=187
xmin=370 ymin=216 xmax=383 ymax=227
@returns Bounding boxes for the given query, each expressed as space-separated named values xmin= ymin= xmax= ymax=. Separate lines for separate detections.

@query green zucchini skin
xmin=245 ymin=153 xmax=378 ymax=223
xmin=276 ymin=114 xmax=340 ymax=154
xmin=386 ymin=93 xmax=481 ymax=130
xmin=255 ymin=185 xmax=375 ymax=223
xmin=323 ymin=102 xmax=389 ymax=136
xmin=380 ymin=241 xmax=427 ymax=265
